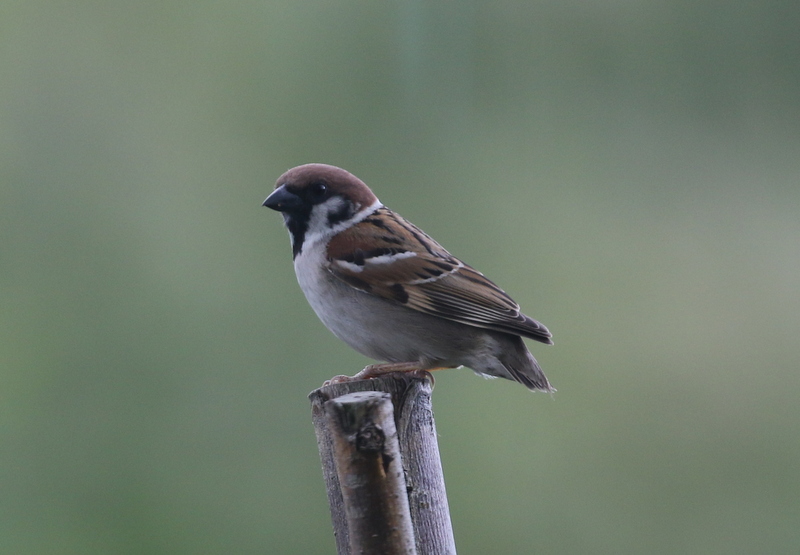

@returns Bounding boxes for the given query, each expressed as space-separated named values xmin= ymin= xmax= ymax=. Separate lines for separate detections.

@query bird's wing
xmin=326 ymin=208 xmax=553 ymax=344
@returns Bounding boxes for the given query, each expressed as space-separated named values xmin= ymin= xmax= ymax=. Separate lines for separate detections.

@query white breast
xmin=289 ymin=198 xmax=465 ymax=365
xmin=294 ymin=236 xmax=410 ymax=357
xmin=293 ymin=239 xmax=382 ymax=357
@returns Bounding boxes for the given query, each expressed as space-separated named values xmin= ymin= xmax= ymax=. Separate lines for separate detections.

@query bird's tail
xmin=472 ymin=334 xmax=555 ymax=392
xmin=504 ymin=348 xmax=555 ymax=393
xmin=500 ymin=338 xmax=556 ymax=393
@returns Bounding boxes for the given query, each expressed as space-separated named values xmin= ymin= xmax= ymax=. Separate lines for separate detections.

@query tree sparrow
xmin=263 ymin=164 xmax=554 ymax=392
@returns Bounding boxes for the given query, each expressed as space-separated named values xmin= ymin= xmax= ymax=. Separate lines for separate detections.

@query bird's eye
xmin=309 ymin=182 xmax=328 ymax=201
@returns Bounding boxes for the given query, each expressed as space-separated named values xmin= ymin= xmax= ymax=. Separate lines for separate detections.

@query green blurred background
xmin=2 ymin=1 xmax=799 ymax=553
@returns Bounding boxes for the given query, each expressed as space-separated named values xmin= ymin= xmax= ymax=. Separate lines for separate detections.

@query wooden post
xmin=309 ymin=373 xmax=457 ymax=555
xmin=325 ymin=391 xmax=417 ymax=555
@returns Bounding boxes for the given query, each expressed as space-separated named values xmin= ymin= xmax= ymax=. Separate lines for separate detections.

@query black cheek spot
xmin=327 ymin=202 xmax=354 ymax=226
xmin=388 ymin=283 xmax=409 ymax=304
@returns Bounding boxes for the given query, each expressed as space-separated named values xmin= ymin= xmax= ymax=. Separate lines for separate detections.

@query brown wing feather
xmin=326 ymin=208 xmax=553 ymax=344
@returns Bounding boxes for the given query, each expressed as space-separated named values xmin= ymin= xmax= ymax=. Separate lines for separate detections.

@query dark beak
xmin=263 ymin=185 xmax=302 ymax=212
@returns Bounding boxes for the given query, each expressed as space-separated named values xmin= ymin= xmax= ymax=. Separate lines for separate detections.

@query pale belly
xmin=293 ymin=245 xmax=483 ymax=366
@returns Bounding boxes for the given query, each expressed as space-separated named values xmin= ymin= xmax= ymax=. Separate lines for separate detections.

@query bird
xmin=262 ymin=163 xmax=554 ymax=392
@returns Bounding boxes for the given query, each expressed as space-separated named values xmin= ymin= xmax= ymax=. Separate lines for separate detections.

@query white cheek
xmin=304 ymin=197 xmax=348 ymax=245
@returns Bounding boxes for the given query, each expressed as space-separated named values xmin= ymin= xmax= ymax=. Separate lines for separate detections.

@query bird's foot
xmin=323 ymin=363 xmax=454 ymax=387
xmin=354 ymin=361 xmax=425 ymax=379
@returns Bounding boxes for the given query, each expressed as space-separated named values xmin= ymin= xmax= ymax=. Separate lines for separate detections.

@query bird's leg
xmin=324 ymin=363 xmax=454 ymax=386
xmin=355 ymin=361 xmax=424 ymax=379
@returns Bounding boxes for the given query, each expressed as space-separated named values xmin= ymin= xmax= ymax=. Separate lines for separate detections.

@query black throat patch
xmin=284 ymin=211 xmax=310 ymax=259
